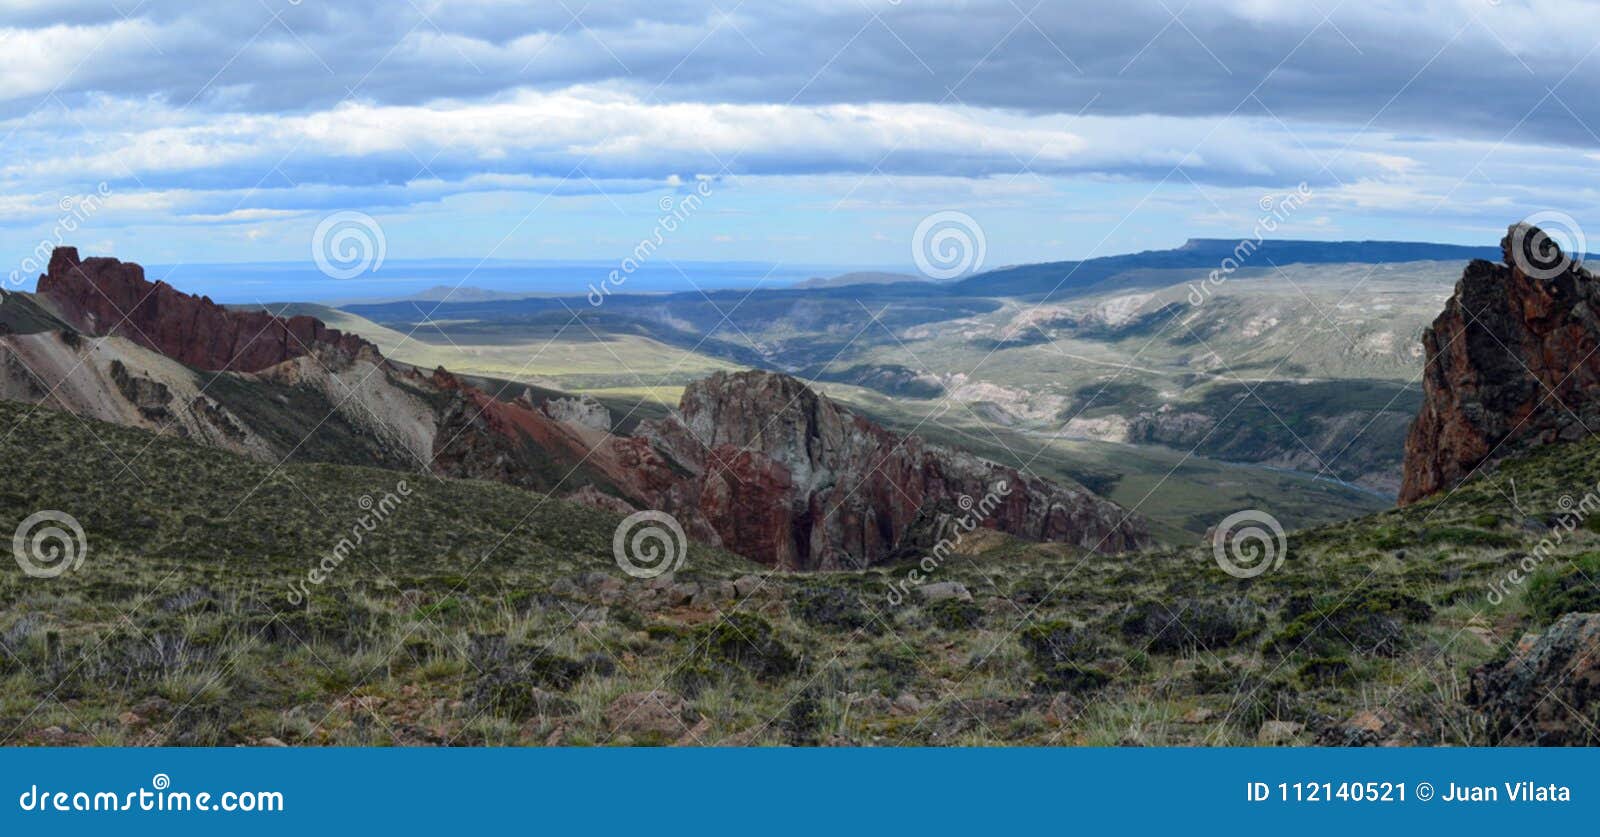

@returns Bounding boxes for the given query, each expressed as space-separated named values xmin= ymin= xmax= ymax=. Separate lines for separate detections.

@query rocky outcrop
xmin=36 ymin=247 xmax=377 ymax=373
xmin=542 ymin=394 xmax=612 ymax=431
xmin=1400 ymin=224 xmax=1600 ymax=504
xmin=425 ymin=368 xmax=1151 ymax=569
xmin=632 ymin=371 xmax=1151 ymax=569
xmin=1469 ymin=612 xmax=1600 ymax=745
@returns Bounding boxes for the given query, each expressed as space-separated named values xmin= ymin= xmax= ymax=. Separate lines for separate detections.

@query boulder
xmin=919 ymin=581 xmax=973 ymax=603
xmin=541 ymin=395 xmax=612 ymax=431
xmin=1469 ymin=612 xmax=1600 ymax=745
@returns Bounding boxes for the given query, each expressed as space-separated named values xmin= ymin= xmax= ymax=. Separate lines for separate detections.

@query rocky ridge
xmin=37 ymin=248 xmax=378 ymax=373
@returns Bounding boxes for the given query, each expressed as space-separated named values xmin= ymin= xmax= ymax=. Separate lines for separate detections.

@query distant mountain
xmin=797 ymin=270 xmax=926 ymax=289
xmin=341 ymin=285 xmax=538 ymax=304
xmin=951 ymin=238 xmax=1504 ymax=298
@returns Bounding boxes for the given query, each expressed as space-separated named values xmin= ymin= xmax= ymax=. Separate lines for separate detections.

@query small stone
xmin=258 ymin=737 xmax=288 ymax=747
xmin=891 ymin=694 xmax=924 ymax=715
xmin=1257 ymin=720 xmax=1304 ymax=745
xmin=1045 ymin=692 xmax=1080 ymax=725
xmin=919 ymin=581 xmax=972 ymax=603
xmin=673 ymin=716 xmax=713 ymax=746
xmin=133 ymin=697 xmax=172 ymax=717
xmin=590 ymin=574 xmax=624 ymax=597
xmin=605 ymin=691 xmax=695 ymax=740
xmin=1348 ymin=711 xmax=1386 ymax=735
xmin=732 ymin=574 xmax=764 ymax=599
xmin=850 ymin=692 xmax=893 ymax=716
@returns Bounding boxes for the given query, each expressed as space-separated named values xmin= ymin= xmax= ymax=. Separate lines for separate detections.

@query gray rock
xmin=1256 ymin=720 xmax=1304 ymax=745
xmin=541 ymin=394 xmax=612 ymax=431
xmin=919 ymin=581 xmax=972 ymax=603
xmin=732 ymin=574 xmax=764 ymax=599
xmin=1470 ymin=612 xmax=1600 ymax=745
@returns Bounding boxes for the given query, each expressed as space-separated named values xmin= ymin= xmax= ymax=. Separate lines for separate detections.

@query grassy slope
xmin=3 ymin=398 xmax=1597 ymax=746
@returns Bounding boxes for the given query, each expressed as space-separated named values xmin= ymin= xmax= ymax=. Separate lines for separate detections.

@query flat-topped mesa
xmin=640 ymin=370 xmax=1152 ymax=569
xmin=36 ymin=247 xmax=377 ymax=373
xmin=1399 ymin=223 xmax=1600 ymax=504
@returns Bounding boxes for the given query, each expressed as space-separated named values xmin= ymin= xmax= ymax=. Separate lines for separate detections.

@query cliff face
xmin=36 ymin=248 xmax=376 ymax=373
xmin=16 ymin=246 xmax=1150 ymax=568
xmin=1399 ymin=224 xmax=1600 ymax=504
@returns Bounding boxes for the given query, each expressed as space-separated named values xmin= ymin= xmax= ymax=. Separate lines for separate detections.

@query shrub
xmin=925 ymin=597 xmax=984 ymax=630
xmin=1269 ymin=588 xmax=1431 ymax=657
xmin=1018 ymin=621 xmax=1109 ymax=692
xmin=670 ymin=614 xmax=801 ymax=696
xmin=792 ymin=586 xmax=878 ymax=633
xmin=865 ymin=643 xmax=922 ymax=694
xmin=782 ymin=688 xmax=828 ymax=746
xmin=1525 ymin=553 xmax=1600 ymax=624
xmin=1119 ymin=597 xmax=1264 ymax=652
xmin=1296 ymin=656 xmax=1354 ymax=687
xmin=1419 ymin=527 xmax=1519 ymax=548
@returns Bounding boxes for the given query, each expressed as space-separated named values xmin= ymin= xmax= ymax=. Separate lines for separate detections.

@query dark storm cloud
xmin=9 ymin=1 xmax=1598 ymax=151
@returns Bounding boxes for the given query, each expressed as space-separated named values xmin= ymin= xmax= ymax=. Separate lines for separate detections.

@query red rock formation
xmin=1399 ymin=224 xmax=1600 ymax=504
xmin=635 ymin=371 xmax=1151 ymax=569
xmin=36 ymin=247 xmax=375 ymax=372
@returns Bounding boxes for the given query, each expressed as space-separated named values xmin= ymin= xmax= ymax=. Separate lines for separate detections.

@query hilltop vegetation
xmin=2 ymin=398 xmax=1595 ymax=746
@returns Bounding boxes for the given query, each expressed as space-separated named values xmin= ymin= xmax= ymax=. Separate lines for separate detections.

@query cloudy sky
xmin=2 ymin=0 xmax=1599 ymax=281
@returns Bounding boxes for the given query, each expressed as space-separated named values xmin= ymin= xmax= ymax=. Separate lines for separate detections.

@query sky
xmin=2 ymin=0 xmax=1599 ymax=290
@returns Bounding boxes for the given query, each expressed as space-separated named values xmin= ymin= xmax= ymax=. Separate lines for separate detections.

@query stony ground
xmin=1 ymin=398 xmax=1597 ymax=746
